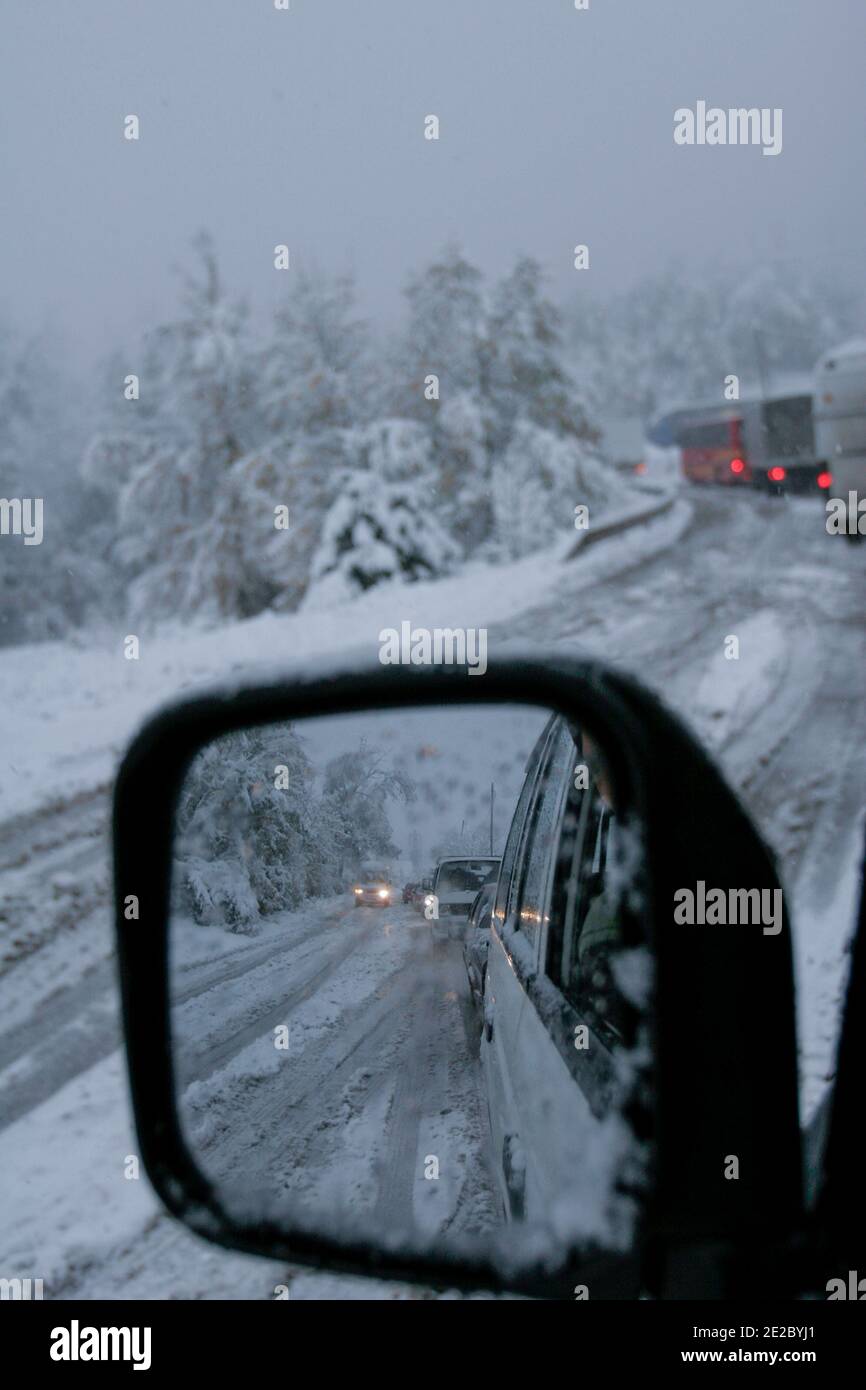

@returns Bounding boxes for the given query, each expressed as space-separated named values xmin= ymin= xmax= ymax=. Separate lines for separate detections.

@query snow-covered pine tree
xmin=721 ymin=261 xmax=861 ymax=384
xmin=398 ymin=245 xmax=487 ymax=413
xmin=260 ymin=269 xmax=370 ymax=438
xmin=0 ymin=320 xmax=47 ymax=644
xmin=109 ymin=232 xmax=264 ymax=625
xmin=389 ymin=246 xmax=494 ymax=549
xmin=490 ymin=420 xmax=622 ymax=560
xmin=318 ymin=741 xmax=415 ymax=882
xmin=487 ymin=256 xmax=597 ymax=453
xmin=434 ymin=390 xmax=492 ymax=552
xmin=175 ymin=723 xmax=318 ymax=930
xmin=224 ymin=270 xmax=380 ymax=614
xmin=174 ymin=726 xmax=415 ymax=930
xmin=301 ymin=463 xmax=460 ymax=609
xmin=300 ymin=412 xmax=460 ymax=607
xmin=482 ymin=258 xmax=616 ymax=560
xmin=565 ymin=262 xmax=863 ymax=422
xmin=0 ymin=319 xmax=99 ymax=645
xmin=226 ymin=435 xmax=328 ymax=615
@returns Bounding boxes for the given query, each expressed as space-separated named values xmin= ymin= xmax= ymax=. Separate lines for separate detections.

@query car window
xmin=554 ymin=780 xmax=627 ymax=1039
xmin=492 ymin=722 xmax=554 ymax=930
xmin=437 ymin=860 xmax=498 ymax=893
xmin=509 ymin=719 xmax=576 ymax=949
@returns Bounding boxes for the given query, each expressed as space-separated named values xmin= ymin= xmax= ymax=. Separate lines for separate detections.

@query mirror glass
xmin=168 ymin=702 xmax=652 ymax=1270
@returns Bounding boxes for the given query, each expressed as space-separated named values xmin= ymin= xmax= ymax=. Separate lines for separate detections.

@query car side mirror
xmin=113 ymin=654 xmax=802 ymax=1298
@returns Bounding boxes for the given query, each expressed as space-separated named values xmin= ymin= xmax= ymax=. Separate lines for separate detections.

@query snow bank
xmin=0 ymin=501 xmax=691 ymax=826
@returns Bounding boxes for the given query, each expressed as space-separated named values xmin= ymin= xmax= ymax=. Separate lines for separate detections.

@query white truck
xmin=814 ymin=337 xmax=866 ymax=541
xmin=428 ymin=856 xmax=501 ymax=942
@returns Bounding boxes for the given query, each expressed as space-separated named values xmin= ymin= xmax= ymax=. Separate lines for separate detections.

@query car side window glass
xmin=566 ymin=796 xmax=607 ymax=970
xmin=552 ymin=780 xmax=595 ymax=985
xmin=493 ymin=723 xmax=553 ymax=929
xmin=510 ymin=721 xmax=574 ymax=947
xmin=559 ymin=783 xmax=627 ymax=1037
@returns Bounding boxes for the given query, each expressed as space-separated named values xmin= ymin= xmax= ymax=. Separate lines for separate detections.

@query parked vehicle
xmin=814 ymin=337 xmax=866 ymax=540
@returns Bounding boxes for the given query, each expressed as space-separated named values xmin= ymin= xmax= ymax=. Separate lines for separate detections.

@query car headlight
xmin=377 ymin=888 xmax=389 ymax=899
xmin=353 ymin=887 xmax=362 ymax=894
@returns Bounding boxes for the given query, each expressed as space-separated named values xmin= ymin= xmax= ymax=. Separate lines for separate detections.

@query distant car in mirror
xmin=430 ymin=855 xmax=501 ymax=941
xmin=352 ymin=873 xmax=393 ymax=908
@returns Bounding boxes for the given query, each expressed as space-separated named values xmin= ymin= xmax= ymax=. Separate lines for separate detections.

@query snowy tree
xmin=563 ymin=295 xmax=613 ymax=424
xmin=106 ymin=233 xmax=266 ymax=625
xmin=396 ymin=245 xmax=488 ymax=414
xmin=490 ymin=420 xmax=622 ymax=560
xmin=226 ymin=435 xmax=332 ymax=614
xmin=345 ymin=417 xmax=433 ymax=483
xmin=319 ymin=740 xmax=415 ymax=881
xmin=175 ymin=724 xmax=320 ymax=930
xmin=229 ymin=419 xmax=443 ymax=615
xmin=487 ymin=256 xmax=597 ymax=452
xmin=260 ymin=270 xmax=370 ymax=437
xmin=161 ymin=230 xmax=259 ymax=461
xmin=0 ymin=318 xmax=102 ymax=646
xmin=385 ymin=247 xmax=493 ymax=545
xmin=174 ymin=726 xmax=413 ymax=931
xmin=617 ymin=271 xmax=727 ymax=417
xmin=566 ymin=271 xmax=733 ymax=419
xmin=394 ymin=251 xmax=608 ymax=559
xmin=720 ymin=262 xmax=861 ymax=384
xmin=73 ymin=353 xmax=164 ymax=626
xmin=0 ymin=321 xmax=45 ymax=643
xmin=0 ymin=321 xmax=42 ymax=495
xmin=92 ymin=252 xmax=378 ymax=628
xmin=194 ymin=270 xmax=381 ymax=620
xmin=302 ymin=464 xmax=459 ymax=609
xmin=433 ymin=390 xmax=492 ymax=550
xmin=566 ymin=262 xmax=864 ymax=422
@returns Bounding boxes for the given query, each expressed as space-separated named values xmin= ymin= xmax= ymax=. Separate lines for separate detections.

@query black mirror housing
xmin=113 ymin=653 xmax=802 ymax=1298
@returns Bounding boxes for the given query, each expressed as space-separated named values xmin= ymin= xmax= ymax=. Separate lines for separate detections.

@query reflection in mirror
xmin=169 ymin=703 xmax=652 ymax=1270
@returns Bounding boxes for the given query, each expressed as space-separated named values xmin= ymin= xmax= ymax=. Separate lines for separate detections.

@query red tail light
xmin=768 ymin=466 xmax=786 ymax=483
xmin=817 ymin=470 xmax=833 ymax=489
xmin=634 ymin=460 xmax=647 ymax=475
xmin=730 ymin=457 xmax=745 ymax=475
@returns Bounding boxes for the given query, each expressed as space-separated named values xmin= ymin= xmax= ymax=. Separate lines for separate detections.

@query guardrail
xmin=565 ymin=490 xmax=678 ymax=560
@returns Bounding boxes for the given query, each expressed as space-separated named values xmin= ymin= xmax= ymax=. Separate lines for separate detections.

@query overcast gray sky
xmin=1 ymin=0 xmax=863 ymax=363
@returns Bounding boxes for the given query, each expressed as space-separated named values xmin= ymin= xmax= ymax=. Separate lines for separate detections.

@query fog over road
xmin=0 ymin=491 xmax=863 ymax=1298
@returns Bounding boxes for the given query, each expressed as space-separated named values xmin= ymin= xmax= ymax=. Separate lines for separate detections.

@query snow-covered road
xmin=172 ymin=899 xmax=496 ymax=1245
xmin=1 ymin=487 xmax=863 ymax=1298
